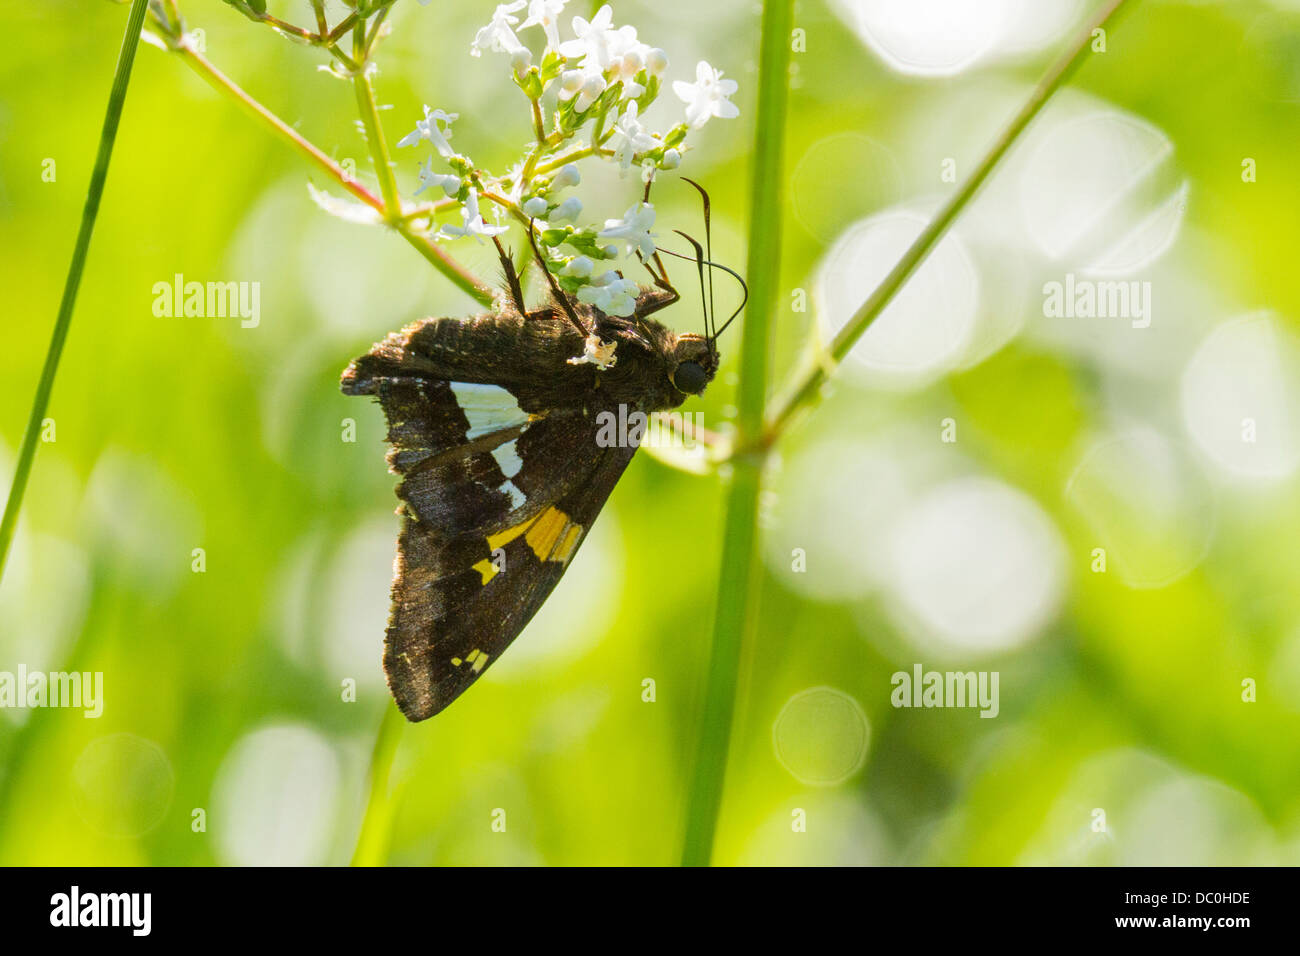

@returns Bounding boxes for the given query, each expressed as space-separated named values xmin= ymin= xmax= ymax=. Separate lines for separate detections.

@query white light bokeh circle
xmin=817 ymin=208 xmax=980 ymax=387
xmin=829 ymin=0 xmax=1083 ymax=76
xmin=829 ymin=0 xmax=1011 ymax=76
xmin=212 ymin=723 xmax=342 ymax=866
xmin=763 ymin=439 xmax=913 ymax=600
xmin=82 ymin=449 xmax=202 ymax=596
xmin=0 ymin=531 xmax=89 ymax=683
xmin=72 ymin=734 xmax=175 ymax=838
xmin=792 ymin=133 xmax=903 ymax=243
xmin=1082 ymin=180 xmax=1190 ymax=277
xmin=884 ymin=477 xmax=1066 ymax=654
xmin=1019 ymin=108 xmax=1186 ymax=273
xmin=1065 ymin=428 xmax=1215 ymax=588
xmin=1021 ymin=748 xmax=1279 ymax=865
xmin=772 ymin=687 xmax=871 ymax=786
xmin=737 ymin=795 xmax=889 ymax=866
xmin=1180 ymin=312 xmax=1300 ymax=480
xmin=322 ymin=516 xmax=400 ymax=690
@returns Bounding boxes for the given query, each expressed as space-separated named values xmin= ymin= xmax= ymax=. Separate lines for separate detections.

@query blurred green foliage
xmin=1 ymin=0 xmax=1299 ymax=866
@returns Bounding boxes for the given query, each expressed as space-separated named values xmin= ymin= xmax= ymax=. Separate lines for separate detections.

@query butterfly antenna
xmin=525 ymin=219 xmax=588 ymax=337
xmin=681 ymin=178 xmax=717 ymax=345
xmin=671 ymin=229 xmax=710 ymax=341
xmin=656 ymin=242 xmax=749 ymax=344
xmin=710 ymin=270 xmax=748 ymax=339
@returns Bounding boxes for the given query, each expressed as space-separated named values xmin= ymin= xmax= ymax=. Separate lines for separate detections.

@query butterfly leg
xmin=635 ymin=251 xmax=680 ymax=318
xmin=492 ymin=236 xmax=528 ymax=314
xmin=524 ymin=219 xmax=590 ymax=337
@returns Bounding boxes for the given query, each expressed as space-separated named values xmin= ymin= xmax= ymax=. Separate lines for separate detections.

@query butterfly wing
xmin=385 ymin=427 xmax=635 ymax=720
xmin=343 ymin=315 xmax=636 ymax=721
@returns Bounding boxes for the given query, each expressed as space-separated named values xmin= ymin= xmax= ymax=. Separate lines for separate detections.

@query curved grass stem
xmin=0 ymin=0 xmax=150 ymax=586
xmin=763 ymin=0 xmax=1135 ymax=443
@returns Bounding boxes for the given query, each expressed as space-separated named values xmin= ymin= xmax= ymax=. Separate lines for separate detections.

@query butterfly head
xmin=670 ymin=332 xmax=718 ymax=397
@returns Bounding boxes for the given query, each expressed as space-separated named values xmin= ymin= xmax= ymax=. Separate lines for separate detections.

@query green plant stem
xmin=0 ymin=0 xmax=150 ymax=586
xmin=532 ymin=143 xmax=613 ymax=177
xmin=530 ymin=96 xmax=546 ymax=142
xmin=351 ymin=705 xmax=407 ymax=866
xmin=763 ymin=0 xmax=1134 ymax=442
xmin=680 ymin=0 xmax=795 ymax=867
xmin=173 ymin=43 xmax=492 ymax=305
xmin=352 ymin=67 xmax=402 ymax=216
xmin=177 ymin=43 xmax=379 ymax=208
xmin=311 ymin=0 xmax=328 ymax=36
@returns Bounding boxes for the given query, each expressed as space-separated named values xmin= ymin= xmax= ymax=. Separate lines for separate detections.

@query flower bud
xmin=548 ymin=197 xmax=583 ymax=223
xmin=552 ymin=163 xmax=581 ymax=189
xmin=563 ymin=255 xmax=594 ymax=278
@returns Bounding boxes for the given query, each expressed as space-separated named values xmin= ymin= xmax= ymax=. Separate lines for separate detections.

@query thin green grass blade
xmin=0 ymin=0 xmax=152 ymax=584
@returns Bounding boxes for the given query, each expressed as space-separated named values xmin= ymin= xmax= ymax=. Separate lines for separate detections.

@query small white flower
xmin=416 ymin=159 xmax=461 ymax=197
xmin=523 ymin=196 xmax=550 ymax=217
xmin=439 ymin=190 xmax=510 ymax=243
xmin=563 ymin=255 xmax=594 ymax=278
xmin=661 ymin=148 xmax=681 ymax=169
xmin=673 ymin=60 xmax=740 ymax=129
xmin=566 ymin=332 xmax=619 ymax=368
xmin=397 ymin=106 xmax=459 ymax=157
xmin=607 ymin=26 xmax=652 ymax=97
xmin=552 ymin=163 xmax=581 ymax=189
xmin=599 ymin=202 xmax=657 ymax=260
xmin=576 ymin=73 xmax=608 ymax=112
xmin=576 ymin=271 xmax=640 ymax=317
xmin=520 ymin=0 xmax=567 ymax=51
xmin=548 ymin=197 xmax=583 ymax=223
xmin=559 ymin=4 xmax=616 ymax=69
xmin=558 ymin=65 xmax=608 ymax=112
xmin=471 ymin=1 xmax=528 ymax=58
xmin=645 ymin=48 xmax=669 ymax=75
xmin=609 ymin=102 xmax=657 ymax=170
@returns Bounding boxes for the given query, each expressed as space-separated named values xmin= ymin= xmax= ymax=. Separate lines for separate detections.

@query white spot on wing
xmin=502 ymin=482 xmax=526 ymax=509
xmin=450 ymin=382 xmax=528 ymax=440
xmin=491 ymin=439 xmax=524 ymax=478
xmin=489 ymin=439 xmax=528 ymax=509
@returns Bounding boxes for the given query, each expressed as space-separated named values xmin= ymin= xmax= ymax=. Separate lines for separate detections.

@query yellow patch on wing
xmin=451 ymin=649 xmax=490 ymax=673
xmin=485 ymin=507 xmax=584 ymax=565
xmin=487 ymin=519 xmax=532 ymax=551
xmin=472 ymin=557 xmax=499 ymax=585
xmin=524 ymin=507 xmax=568 ymax=561
xmin=552 ymin=523 xmax=583 ymax=564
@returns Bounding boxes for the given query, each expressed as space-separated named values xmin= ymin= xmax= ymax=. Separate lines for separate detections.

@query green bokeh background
xmin=2 ymin=0 xmax=1299 ymax=865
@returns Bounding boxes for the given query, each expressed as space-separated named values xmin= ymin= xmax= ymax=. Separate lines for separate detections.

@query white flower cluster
xmin=393 ymin=1 xmax=739 ymax=317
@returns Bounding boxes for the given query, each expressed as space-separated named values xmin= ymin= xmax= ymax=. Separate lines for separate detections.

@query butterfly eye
xmin=673 ymin=360 xmax=709 ymax=395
